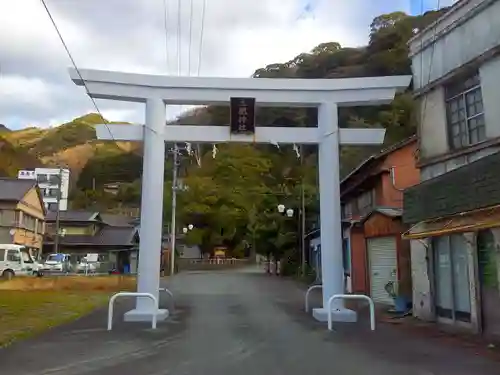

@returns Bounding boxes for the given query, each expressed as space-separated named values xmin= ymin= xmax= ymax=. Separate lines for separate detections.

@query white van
xmin=0 ymin=244 xmax=43 ymax=279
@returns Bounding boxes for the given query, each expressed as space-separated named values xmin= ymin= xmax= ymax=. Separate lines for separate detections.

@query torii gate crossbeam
xmin=70 ymin=68 xmax=411 ymax=324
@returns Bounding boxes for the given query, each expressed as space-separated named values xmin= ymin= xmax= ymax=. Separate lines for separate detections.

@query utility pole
xmin=53 ymin=168 xmax=63 ymax=254
xmin=300 ymin=145 xmax=306 ymax=276
xmin=300 ymin=181 xmax=306 ymax=275
xmin=170 ymin=144 xmax=179 ymax=276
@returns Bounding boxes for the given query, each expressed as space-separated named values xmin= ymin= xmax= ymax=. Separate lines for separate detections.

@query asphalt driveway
xmin=0 ymin=268 xmax=498 ymax=375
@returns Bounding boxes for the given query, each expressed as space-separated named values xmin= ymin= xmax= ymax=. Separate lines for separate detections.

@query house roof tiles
xmin=0 ymin=178 xmax=37 ymax=202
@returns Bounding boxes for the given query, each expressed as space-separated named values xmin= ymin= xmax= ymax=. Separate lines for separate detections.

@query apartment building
xmin=403 ymin=0 xmax=500 ymax=338
xmin=18 ymin=168 xmax=70 ymax=211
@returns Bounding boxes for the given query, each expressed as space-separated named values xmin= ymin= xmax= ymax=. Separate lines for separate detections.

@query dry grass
xmin=5 ymin=127 xmax=48 ymax=147
xmin=40 ymin=141 xmax=140 ymax=179
xmin=0 ymin=276 xmax=137 ymax=347
xmin=0 ymin=275 xmax=137 ymax=292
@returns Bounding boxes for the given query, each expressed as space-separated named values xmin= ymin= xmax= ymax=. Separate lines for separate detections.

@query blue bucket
xmin=394 ymin=296 xmax=409 ymax=313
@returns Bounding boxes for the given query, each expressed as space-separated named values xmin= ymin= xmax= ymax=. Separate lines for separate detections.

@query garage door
xmin=367 ymin=236 xmax=397 ymax=305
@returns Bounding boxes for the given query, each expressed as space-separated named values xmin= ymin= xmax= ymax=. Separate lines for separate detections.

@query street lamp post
xmin=277 ymin=203 xmax=304 ymax=275
xmin=169 ymin=143 xmax=190 ymax=276
xmin=277 ymin=204 xmax=294 ymax=218
xmin=182 ymin=224 xmax=194 ymax=234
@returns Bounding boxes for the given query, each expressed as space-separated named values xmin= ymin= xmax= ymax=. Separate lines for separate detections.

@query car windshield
xmin=46 ymin=254 xmax=62 ymax=262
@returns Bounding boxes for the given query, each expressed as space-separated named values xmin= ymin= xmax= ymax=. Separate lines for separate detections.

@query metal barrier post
xmin=108 ymin=292 xmax=158 ymax=331
xmin=158 ymin=287 xmax=174 ymax=310
xmin=305 ymin=284 xmax=323 ymax=313
xmin=327 ymin=294 xmax=375 ymax=331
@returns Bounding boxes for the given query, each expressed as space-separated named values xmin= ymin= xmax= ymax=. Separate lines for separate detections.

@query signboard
xmin=214 ymin=246 xmax=227 ymax=258
xmin=230 ymin=97 xmax=256 ymax=134
xmin=86 ymin=253 xmax=99 ymax=262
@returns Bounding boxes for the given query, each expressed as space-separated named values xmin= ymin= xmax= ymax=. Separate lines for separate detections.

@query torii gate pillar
xmin=315 ymin=101 xmax=348 ymax=321
xmin=70 ymin=68 xmax=411 ymax=325
xmin=132 ymin=98 xmax=168 ymax=321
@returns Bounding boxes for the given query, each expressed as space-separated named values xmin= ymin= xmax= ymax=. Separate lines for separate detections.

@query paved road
xmin=1 ymin=268 xmax=499 ymax=374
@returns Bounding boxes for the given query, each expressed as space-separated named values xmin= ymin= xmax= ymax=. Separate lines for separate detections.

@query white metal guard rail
xmin=327 ymin=294 xmax=375 ymax=331
xmin=305 ymin=284 xmax=323 ymax=313
xmin=159 ymin=287 xmax=174 ymax=310
xmin=107 ymin=292 xmax=158 ymax=331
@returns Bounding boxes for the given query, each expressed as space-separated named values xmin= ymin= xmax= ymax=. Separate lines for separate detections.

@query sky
xmin=0 ymin=0 xmax=455 ymax=130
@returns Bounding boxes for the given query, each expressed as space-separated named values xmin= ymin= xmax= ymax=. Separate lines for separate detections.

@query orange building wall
xmin=377 ymin=141 xmax=420 ymax=207
xmin=347 ymin=140 xmax=419 ymax=296
xmin=350 ymin=226 xmax=368 ymax=293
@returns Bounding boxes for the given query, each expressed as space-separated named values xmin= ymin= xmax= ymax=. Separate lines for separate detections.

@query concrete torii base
xmin=312 ymin=307 xmax=357 ymax=323
xmin=124 ymin=309 xmax=170 ymax=323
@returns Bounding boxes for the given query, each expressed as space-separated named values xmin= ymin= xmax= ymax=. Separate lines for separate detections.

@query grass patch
xmin=0 ymin=275 xmax=137 ymax=291
xmin=0 ymin=276 xmax=137 ymax=347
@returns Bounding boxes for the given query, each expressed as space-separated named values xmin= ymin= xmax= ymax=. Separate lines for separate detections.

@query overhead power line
xmin=177 ymin=0 xmax=182 ymax=76
xmin=39 ymin=0 xmax=114 ymax=141
xmin=419 ymin=0 xmax=441 ymax=150
xmin=162 ymin=0 xmax=170 ymax=74
xmin=187 ymin=0 xmax=194 ymax=76
xmin=197 ymin=0 xmax=207 ymax=76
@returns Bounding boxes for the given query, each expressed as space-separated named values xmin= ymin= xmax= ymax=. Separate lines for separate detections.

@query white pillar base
xmin=123 ymin=308 xmax=169 ymax=323
xmin=312 ymin=307 xmax=357 ymax=323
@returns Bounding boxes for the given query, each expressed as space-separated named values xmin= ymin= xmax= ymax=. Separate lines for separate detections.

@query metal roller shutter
xmin=477 ymin=229 xmax=500 ymax=337
xmin=367 ymin=236 xmax=397 ymax=305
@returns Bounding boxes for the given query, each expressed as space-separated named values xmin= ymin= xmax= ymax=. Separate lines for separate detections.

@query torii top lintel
xmin=69 ymin=68 xmax=411 ymax=107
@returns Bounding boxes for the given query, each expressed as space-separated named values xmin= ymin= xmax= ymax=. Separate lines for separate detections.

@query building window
xmin=445 ymin=72 xmax=486 ymax=150
xmin=37 ymin=174 xmax=49 ymax=183
xmin=342 ymin=202 xmax=353 ymax=219
xmin=23 ymin=214 xmax=36 ymax=232
xmin=342 ymin=238 xmax=350 ymax=276
xmin=14 ymin=211 xmax=21 ymax=227
xmin=433 ymin=234 xmax=471 ymax=322
xmin=357 ymin=190 xmax=374 ymax=216
xmin=45 ymin=223 xmax=56 ymax=235
xmin=44 ymin=188 xmax=59 ymax=198
xmin=37 ymin=220 xmax=44 ymax=234
xmin=0 ymin=210 xmax=15 ymax=226
xmin=47 ymin=203 xmax=58 ymax=211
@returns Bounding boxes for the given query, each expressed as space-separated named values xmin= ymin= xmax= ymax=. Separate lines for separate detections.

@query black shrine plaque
xmin=230 ymin=97 xmax=256 ymax=134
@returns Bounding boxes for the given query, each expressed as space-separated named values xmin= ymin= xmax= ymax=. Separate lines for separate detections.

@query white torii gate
xmin=70 ymin=68 xmax=410 ymax=324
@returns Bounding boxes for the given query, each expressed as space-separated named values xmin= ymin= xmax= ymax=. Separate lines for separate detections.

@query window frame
xmin=445 ymin=71 xmax=486 ymax=150
xmin=6 ymin=250 xmax=21 ymax=262
xmin=22 ymin=214 xmax=36 ymax=232
xmin=342 ymin=238 xmax=351 ymax=276
xmin=47 ymin=202 xmax=59 ymax=212
xmin=357 ymin=189 xmax=374 ymax=216
xmin=0 ymin=210 xmax=16 ymax=227
xmin=342 ymin=202 xmax=353 ymax=219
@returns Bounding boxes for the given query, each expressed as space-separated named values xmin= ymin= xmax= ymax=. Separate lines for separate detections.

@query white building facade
xmin=404 ymin=0 xmax=500 ymax=338
xmin=18 ymin=168 xmax=70 ymax=211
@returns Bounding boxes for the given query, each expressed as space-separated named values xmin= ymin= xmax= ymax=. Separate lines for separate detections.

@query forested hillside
xmin=1 ymin=114 xmax=139 ymax=184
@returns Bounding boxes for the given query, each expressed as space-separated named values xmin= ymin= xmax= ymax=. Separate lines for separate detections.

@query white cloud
xmin=0 ymin=0 xmax=416 ymax=130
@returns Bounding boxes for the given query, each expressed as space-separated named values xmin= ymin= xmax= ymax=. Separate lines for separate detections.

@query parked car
xmin=76 ymin=258 xmax=100 ymax=274
xmin=42 ymin=253 xmax=72 ymax=274
xmin=0 ymin=244 xmax=43 ymax=279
